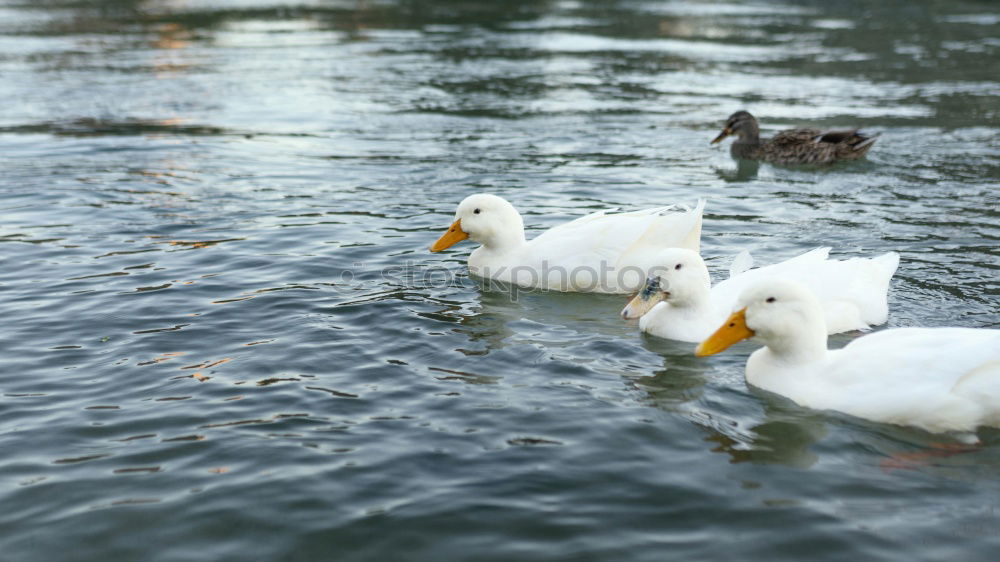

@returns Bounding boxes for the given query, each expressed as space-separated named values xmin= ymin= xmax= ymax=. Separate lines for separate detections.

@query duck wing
xmin=712 ymin=248 xmax=897 ymax=333
xmin=526 ymin=201 xmax=705 ymax=292
xmin=829 ymin=130 xmax=879 ymax=159
xmin=712 ymin=248 xmax=831 ymax=312
xmin=819 ymin=328 xmax=1000 ymax=432
xmin=763 ymin=128 xmax=879 ymax=164
xmin=768 ymin=128 xmax=824 ymax=145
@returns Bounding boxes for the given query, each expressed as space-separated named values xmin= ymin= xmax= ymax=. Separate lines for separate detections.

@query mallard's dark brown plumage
xmin=711 ymin=111 xmax=879 ymax=165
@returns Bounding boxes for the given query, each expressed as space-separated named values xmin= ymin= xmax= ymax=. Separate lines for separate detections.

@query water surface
xmin=1 ymin=0 xmax=999 ymax=560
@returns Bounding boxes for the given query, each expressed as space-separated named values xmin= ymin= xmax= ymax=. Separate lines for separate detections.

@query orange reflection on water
xmin=151 ymin=21 xmax=195 ymax=77
xmin=181 ymin=358 xmax=232 ymax=370
xmin=137 ymin=351 xmax=186 ymax=366
xmin=152 ymin=23 xmax=191 ymax=51
xmin=178 ymin=357 xmax=233 ymax=382
xmin=167 ymin=238 xmax=245 ymax=249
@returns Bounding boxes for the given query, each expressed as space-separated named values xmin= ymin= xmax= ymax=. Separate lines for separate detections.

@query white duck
xmin=621 ymin=247 xmax=899 ymax=342
xmin=695 ymin=279 xmax=1000 ymax=435
xmin=430 ymin=194 xmax=704 ymax=293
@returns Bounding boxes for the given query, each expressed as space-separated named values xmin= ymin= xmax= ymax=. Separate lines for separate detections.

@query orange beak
xmin=710 ymin=127 xmax=733 ymax=144
xmin=694 ymin=307 xmax=754 ymax=357
xmin=430 ymin=219 xmax=469 ymax=252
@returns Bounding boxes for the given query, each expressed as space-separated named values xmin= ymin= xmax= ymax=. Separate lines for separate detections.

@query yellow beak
xmin=694 ymin=307 xmax=754 ymax=357
xmin=710 ymin=127 xmax=733 ymax=144
xmin=430 ymin=219 xmax=469 ymax=252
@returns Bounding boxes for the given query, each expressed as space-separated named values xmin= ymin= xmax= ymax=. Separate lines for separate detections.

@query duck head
xmin=430 ymin=194 xmax=526 ymax=252
xmin=711 ymin=110 xmax=760 ymax=144
xmin=621 ymin=248 xmax=712 ymax=319
xmin=695 ymin=279 xmax=827 ymax=357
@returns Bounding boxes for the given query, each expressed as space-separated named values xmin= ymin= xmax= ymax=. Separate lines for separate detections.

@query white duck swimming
xmin=430 ymin=194 xmax=704 ymax=293
xmin=621 ymin=247 xmax=899 ymax=342
xmin=695 ymin=279 xmax=1000 ymax=435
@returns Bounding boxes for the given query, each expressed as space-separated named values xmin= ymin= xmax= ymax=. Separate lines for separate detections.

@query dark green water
xmin=1 ymin=0 xmax=999 ymax=560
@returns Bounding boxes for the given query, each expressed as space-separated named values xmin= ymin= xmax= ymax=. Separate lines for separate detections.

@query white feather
xmin=728 ymin=250 xmax=754 ymax=278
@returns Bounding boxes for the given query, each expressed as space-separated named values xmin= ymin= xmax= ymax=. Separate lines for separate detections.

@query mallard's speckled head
xmin=711 ymin=111 xmax=761 ymax=144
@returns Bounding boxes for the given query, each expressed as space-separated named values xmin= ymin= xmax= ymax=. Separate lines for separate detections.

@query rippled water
xmin=2 ymin=0 xmax=999 ymax=559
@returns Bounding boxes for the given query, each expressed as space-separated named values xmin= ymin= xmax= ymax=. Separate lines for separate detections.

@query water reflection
xmin=451 ymin=285 xmax=635 ymax=353
xmin=626 ymin=349 xmax=824 ymax=468
xmin=706 ymin=398 xmax=829 ymax=469
xmin=715 ymin=158 xmax=761 ymax=182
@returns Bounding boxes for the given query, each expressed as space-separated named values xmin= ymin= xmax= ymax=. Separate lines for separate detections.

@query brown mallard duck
xmin=711 ymin=111 xmax=879 ymax=165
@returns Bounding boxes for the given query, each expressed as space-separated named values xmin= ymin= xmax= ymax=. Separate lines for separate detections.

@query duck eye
xmin=473 ymin=208 xmax=481 ymax=214
xmin=674 ymin=264 xmax=682 ymax=270
xmin=766 ymin=297 xmax=776 ymax=303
